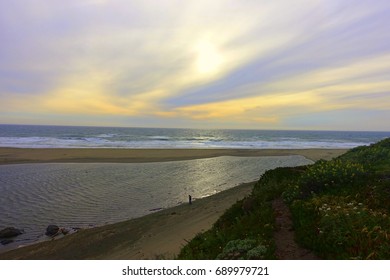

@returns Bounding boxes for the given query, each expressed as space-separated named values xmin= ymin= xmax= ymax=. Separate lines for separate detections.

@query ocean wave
xmin=94 ymin=133 xmax=117 ymax=138
xmin=1 ymin=125 xmax=388 ymax=150
xmin=0 ymin=136 xmax=370 ymax=149
xmin=147 ymin=136 xmax=171 ymax=141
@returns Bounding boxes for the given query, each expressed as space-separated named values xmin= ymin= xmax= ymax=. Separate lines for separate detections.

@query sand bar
xmin=0 ymin=147 xmax=348 ymax=165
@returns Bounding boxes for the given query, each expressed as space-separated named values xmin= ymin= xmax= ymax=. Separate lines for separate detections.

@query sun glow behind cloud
xmin=194 ymin=40 xmax=223 ymax=76
xmin=0 ymin=0 xmax=390 ymax=130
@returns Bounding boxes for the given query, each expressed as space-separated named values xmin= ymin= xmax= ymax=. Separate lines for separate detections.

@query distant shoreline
xmin=0 ymin=147 xmax=348 ymax=165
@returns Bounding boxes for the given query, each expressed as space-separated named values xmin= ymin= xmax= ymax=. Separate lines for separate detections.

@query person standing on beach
xmin=188 ymin=195 xmax=192 ymax=205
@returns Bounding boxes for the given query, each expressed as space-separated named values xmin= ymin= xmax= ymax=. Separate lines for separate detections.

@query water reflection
xmin=0 ymin=155 xmax=312 ymax=249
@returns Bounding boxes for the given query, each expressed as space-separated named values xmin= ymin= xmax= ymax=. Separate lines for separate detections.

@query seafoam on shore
xmin=1 ymin=125 xmax=388 ymax=149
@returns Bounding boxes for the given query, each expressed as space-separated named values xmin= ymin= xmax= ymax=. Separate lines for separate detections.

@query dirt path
xmin=272 ymin=198 xmax=319 ymax=260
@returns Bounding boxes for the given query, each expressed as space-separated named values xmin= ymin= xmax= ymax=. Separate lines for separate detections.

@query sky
xmin=1 ymin=0 xmax=390 ymax=131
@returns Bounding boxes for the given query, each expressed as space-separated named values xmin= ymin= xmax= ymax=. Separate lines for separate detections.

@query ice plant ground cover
xmin=178 ymin=138 xmax=390 ymax=259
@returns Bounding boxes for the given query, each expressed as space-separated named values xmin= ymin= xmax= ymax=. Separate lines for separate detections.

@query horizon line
xmin=1 ymin=123 xmax=390 ymax=134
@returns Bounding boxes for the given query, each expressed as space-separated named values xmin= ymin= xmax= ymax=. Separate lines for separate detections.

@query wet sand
xmin=0 ymin=148 xmax=348 ymax=259
xmin=0 ymin=147 xmax=348 ymax=164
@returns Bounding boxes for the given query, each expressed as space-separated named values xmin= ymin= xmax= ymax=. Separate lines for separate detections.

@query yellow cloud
xmin=41 ymin=86 xmax=169 ymax=116
xmin=17 ymin=67 xmax=168 ymax=116
xmin=159 ymin=91 xmax=322 ymax=121
xmin=270 ymin=54 xmax=390 ymax=91
xmin=160 ymin=51 xmax=390 ymax=123
xmin=154 ymin=70 xmax=390 ymax=123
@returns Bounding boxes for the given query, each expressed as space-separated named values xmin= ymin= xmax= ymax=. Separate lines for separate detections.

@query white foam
xmin=0 ymin=136 xmax=369 ymax=149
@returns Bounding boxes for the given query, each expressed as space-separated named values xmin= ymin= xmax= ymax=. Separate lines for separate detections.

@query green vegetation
xmin=216 ymin=239 xmax=267 ymax=260
xmin=288 ymin=138 xmax=390 ymax=259
xmin=178 ymin=138 xmax=390 ymax=260
xmin=177 ymin=166 xmax=303 ymax=259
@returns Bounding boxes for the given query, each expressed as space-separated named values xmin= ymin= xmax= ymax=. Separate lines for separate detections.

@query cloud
xmin=154 ymin=52 xmax=390 ymax=126
xmin=1 ymin=0 xmax=271 ymax=114
xmin=1 ymin=0 xmax=390 ymax=130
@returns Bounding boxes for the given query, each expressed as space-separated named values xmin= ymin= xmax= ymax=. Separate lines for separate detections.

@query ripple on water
xmin=0 ymin=156 xmax=312 ymax=251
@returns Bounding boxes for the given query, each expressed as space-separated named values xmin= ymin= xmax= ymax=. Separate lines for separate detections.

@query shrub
xmin=298 ymin=159 xmax=366 ymax=196
xmin=253 ymin=166 xmax=306 ymax=200
xmin=282 ymin=184 xmax=301 ymax=204
xmin=216 ymin=239 xmax=267 ymax=260
xmin=342 ymin=138 xmax=390 ymax=170
xmin=291 ymin=195 xmax=390 ymax=259
xmin=246 ymin=245 xmax=268 ymax=260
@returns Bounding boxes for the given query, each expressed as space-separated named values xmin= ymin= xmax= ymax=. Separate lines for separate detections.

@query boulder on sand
xmin=0 ymin=227 xmax=23 ymax=238
xmin=45 ymin=225 xmax=60 ymax=236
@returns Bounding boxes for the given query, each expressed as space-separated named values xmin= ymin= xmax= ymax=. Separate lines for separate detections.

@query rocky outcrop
xmin=0 ymin=227 xmax=23 ymax=239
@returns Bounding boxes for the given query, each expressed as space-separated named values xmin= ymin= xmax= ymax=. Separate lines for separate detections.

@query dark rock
xmin=149 ymin=207 xmax=164 ymax=212
xmin=1 ymin=239 xmax=13 ymax=245
xmin=0 ymin=227 xmax=23 ymax=238
xmin=45 ymin=225 xmax=60 ymax=236
xmin=1 ymin=239 xmax=14 ymax=245
xmin=61 ymin=228 xmax=69 ymax=235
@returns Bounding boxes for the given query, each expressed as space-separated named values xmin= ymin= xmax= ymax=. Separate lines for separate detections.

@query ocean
xmin=0 ymin=124 xmax=389 ymax=149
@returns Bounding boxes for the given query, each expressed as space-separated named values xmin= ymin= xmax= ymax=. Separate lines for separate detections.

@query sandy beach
xmin=0 ymin=148 xmax=347 ymax=259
